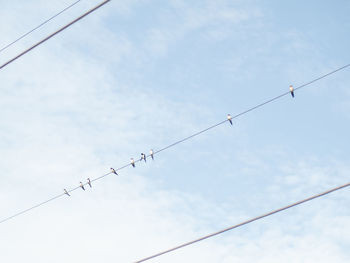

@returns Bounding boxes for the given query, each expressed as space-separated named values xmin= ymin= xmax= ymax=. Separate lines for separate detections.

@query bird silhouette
xmin=227 ymin=114 xmax=233 ymax=125
xmin=141 ymin=153 xmax=146 ymax=162
xmin=130 ymin=158 xmax=135 ymax=167
xmin=289 ymin=85 xmax=295 ymax=98
xmin=87 ymin=178 xmax=92 ymax=188
xmin=110 ymin=167 xmax=118 ymax=175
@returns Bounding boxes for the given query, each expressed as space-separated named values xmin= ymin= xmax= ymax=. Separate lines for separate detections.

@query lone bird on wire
xmin=289 ymin=85 xmax=295 ymax=98
xmin=130 ymin=158 xmax=135 ymax=167
xmin=80 ymin=182 xmax=85 ymax=191
xmin=227 ymin=114 xmax=233 ymax=125
xmin=150 ymin=149 xmax=154 ymax=160
xmin=64 ymin=189 xmax=70 ymax=196
xmin=110 ymin=167 xmax=118 ymax=175
xmin=87 ymin=178 xmax=92 ymax=188
xmin=141 ymin=153 xmax=146 ymax=162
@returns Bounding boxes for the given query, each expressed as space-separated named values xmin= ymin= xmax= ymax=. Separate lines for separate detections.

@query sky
xmin=0 ymin=0 xmax=350 ymax=262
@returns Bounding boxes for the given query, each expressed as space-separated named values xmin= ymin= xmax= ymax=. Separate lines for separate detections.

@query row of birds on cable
xmin=63 ymin=149 xmax=155 ymax=196
xmin=63 ymin=86 xmax=295 ymax=196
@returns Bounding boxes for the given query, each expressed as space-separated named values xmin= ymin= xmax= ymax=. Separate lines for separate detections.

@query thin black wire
xmin=134 ymin=182 xmax=350 ymax=262
xmin=155 ymin=120 xmax=227 ymax=154
xmin=0 ymin=194 xmax=64 ymax=224
xmin=0 ymin=0 xmax=82 ymax=54
xmin=0 ymin=64 xmax=349 ymax=225
xmin=0 ymin=0 xmax=111 ymax=71
xmin=155 ymin=63 xmax=350 ymax=154
xmin=294 ymin=63 xmax=350 ymax=91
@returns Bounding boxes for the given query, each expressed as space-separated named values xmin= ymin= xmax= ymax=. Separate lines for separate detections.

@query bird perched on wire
xmin=110 ymin=167 xmax=118 ymax=175
xmin=227 ymin=114 xmax=233 ymax=125
xmin=130 ymin=158 xmax=135 ymax=167
xmin=150 ymin=149 xmax=154 ymax=160
xmin=87 ymin=178 xmax=92 ymax=188
xmin=80 ymin=182 xmax=85 ymax=191
xmin=64 ymin=189 xmax=70 ymax=196
xmin=141 ymin=153 xmax=146 ymax=162
xmin=289 ymin=85 xmax=295 ymax=98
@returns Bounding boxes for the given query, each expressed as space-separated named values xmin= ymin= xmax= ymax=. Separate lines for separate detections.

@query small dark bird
xmin=80 ymin=182 xmax=85 ymax=191
xmin=110 ymin=167 xmax=118 ymax=175
xmin=141 ymin=153 xmax=146 ymax=162
xmin=227 ymin=114 xmax=233 ymax=125
xmin=87 ymin=178 xmax=92 ymax=188
xmin=150 ymin=149 xmax=154 ymax=160
xmin=289 ymin=85 xmax=295 ymax=98
xmin=64 ymin=189 xmax=70 ymax=196
xmin=130 ymin=158 xmax=135 ymax=167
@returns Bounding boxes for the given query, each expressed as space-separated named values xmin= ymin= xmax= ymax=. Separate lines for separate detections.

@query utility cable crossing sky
xmin=134 ymin=182 xmax=350 ymax=262
xmin=0 ymin=0 xmax=111 ymax=71
xmin=0 ymin=0 xmax=82 ymax=54
xmin=0 ymin=63 xmax=349 ymax=225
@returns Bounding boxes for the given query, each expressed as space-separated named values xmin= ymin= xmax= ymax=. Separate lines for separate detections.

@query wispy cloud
xmin=0 ymin=1 xmax=349 ymax=262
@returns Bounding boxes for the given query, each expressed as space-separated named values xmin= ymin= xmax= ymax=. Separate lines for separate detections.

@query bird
xmin=110 ymin=167 xmax=118 ymax=175
xmin=150 ymin=149 xmax=154 ymax=160
xmin=289 ymin=85 xmax=295 ymax=98
xmin=227 ymin=114 xmax=233 ymax=125
xmin=130 ymin=158 xmax=135 ymax=167
xmin=80 ymin=182 xmax=85 ymax=191
xmin=141 ymin=153 xmax=146 ymax=162
xmin=64 ymin=189 xmax=70 ymax=196
xmin=87 ymin=178 xmax=92 ymax=188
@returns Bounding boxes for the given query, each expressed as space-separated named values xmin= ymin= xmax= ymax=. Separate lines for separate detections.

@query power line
xmin=0 ymin=64 xmax=349 ymax=225
xmin=0 ymin=0 xmax=82 ymax=54
xmin=134 ymin=182 xmax=350 ymax=262
xmin=154 ymin=63 xmax=350 ymax=154
xmin=0 ymin=0 xmax=110 ymax=71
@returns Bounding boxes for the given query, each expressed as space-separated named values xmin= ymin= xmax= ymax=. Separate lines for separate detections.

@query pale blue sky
xmin=0 ymin=0 xmax=349 ymax=262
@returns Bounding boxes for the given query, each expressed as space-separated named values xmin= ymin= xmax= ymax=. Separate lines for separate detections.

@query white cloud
xmin=140 ymin=0 xmax=262 ymax=57
xmin=0 ymin=1 xmax=349 ymax=263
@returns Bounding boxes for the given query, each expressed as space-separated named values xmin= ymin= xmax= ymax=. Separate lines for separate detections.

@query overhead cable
xmin=0 ymin=0 xmax=111 ymax=71
xmin=153 ymin=64 xmax=350 ymax=155
xmin=0 ymin=64 xmax=349 ymax=225
xmin=0 ymin=0 xmax=82 ymax=54
xmin=134 ymin=182 xmax=350 ymax=262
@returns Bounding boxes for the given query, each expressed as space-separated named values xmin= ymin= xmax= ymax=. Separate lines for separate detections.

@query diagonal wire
xmin=0 ymin=0 xmax=82 ymax=54
xmin=0 ymin=0 xmax=111 ymax=71
xmin=0 ymin=63 xmax=349 ymax=225
xmin=134 ymin=181 xmax=350 ymax=262
xmin=154 ymin=63 xmax=350 ymax=154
